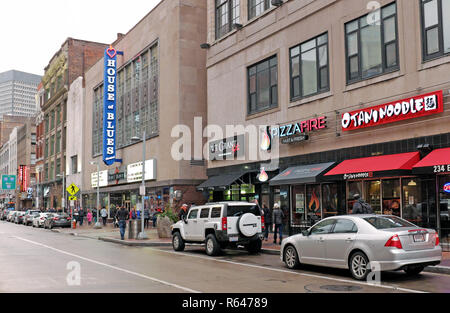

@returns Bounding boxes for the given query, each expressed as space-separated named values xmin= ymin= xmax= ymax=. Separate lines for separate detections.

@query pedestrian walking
xmin=130 ymin=208 xmax=137 ymax=220
xmin=351 ymin=194 xmax=374 ymax=214
xmin=115 ymin=206 xmax=129 ymax=240
xmin=144 ymin=207 xmax=150 ymax=228
xmin=272 ymin=203 xmax=284 ymax=245
xmin=262 ymin=203 xmax=272 ymax=241
xmin=78 ymin=208 xmax=85 ymax=226
xmin=100 ymin=207 xmax=108 ymax=226
xmin=87 ymin=210 xmax=93 ymax=226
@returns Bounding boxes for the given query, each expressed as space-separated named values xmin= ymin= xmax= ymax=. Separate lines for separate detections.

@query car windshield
xmin=363 ymin=216 xmax=417 ymax=230
xmin=226 ymin=205 xmax=260 ymax=217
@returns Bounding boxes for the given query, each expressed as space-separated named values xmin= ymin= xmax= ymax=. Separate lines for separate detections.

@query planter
xmin=157 ymin=216 xmax=173 ymax=239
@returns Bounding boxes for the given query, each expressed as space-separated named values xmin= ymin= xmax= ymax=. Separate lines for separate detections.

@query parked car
xmin=281 ymin=215 xmax=442 ymax=281
xmin=0 ymin=209 xmax=9 ymax=220
xmin=24 ymin=212 xmax=41 ymax=226
xmin=171 ymin=202 xmax=264 ymax=256
xmin=43 ymin=213 xmax=71 ymax=229
xmin=14 ymin=212 xmax=26 ymax=224
xmin=7 ymin=211 xmax=17 ymax=222
xmin=32 ymin=213 xmax=52 ymax=228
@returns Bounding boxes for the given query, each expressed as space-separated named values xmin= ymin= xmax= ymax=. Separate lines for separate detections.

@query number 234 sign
xmin=434 ymin=165 xmax=450 ymax=173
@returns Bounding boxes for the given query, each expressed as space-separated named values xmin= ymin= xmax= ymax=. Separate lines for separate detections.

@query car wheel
xmin=246 ymin=239 xmax=262 ymax=254
xmin=49 ymin=223 xmax=53 ymax=230
xmin=284 ymin=245 xmax=300 ymax=269
xmin=172 ymin=232 xmax=185 ymax=252
xmin=205 ymin=234 xmax=221 ymax=256
xmin=350 ymin=252 xmax=370 ymax=281
xmin=404 ymin=265 xmax=425 ymax=276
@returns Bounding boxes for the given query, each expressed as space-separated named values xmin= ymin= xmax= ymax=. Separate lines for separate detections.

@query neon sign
xmin=444 ymin=183 xmax=450 ymax=194
xmin=103 ymin=46 xmax=123 ymax=166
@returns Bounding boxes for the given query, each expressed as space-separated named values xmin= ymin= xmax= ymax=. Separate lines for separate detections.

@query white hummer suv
xmin=171 ymin=202 xmax=264 ymax=256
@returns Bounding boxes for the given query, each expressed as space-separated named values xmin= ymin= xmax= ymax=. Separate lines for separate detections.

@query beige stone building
xmin=82 ymin=0 xmax=208 ymax=214
xmin=203 ymin=0 xmax=450 ymax=244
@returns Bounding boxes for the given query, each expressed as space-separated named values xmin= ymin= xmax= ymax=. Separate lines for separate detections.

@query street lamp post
xmin=57 ymin=171 xmax=65 ymax=213
xmin=90 ymin=161 xmax=102 ymax=229
xmin=131 ymin=129 xmax=148 ymax=240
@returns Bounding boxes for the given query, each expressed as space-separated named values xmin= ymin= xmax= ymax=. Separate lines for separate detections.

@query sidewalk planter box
xmin=157 ymin=216 xmax=172 ymax=239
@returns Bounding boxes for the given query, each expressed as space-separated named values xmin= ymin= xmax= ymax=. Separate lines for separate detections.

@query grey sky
xmin=0 ymin=0 xmax=162 ymax=76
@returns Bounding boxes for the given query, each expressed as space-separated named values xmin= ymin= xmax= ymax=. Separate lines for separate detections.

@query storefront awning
xmin=413 ymin=148 xmax=450 ymax=174
xmin=197 ymin=171 xmax=250 ymax=191
xmin=324 ymin=152 xmax=420 ymax=180
xmin=269 ymin=162 xmax=335 ymax=186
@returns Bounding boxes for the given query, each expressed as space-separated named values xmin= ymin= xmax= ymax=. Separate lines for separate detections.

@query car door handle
xmin=346 ymin=238 xmax=354 ymax=242
xmin=319 ymin=238 xmax=325 ymax=243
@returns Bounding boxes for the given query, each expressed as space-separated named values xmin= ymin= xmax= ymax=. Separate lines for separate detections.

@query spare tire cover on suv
xmin=237 ymin=213 xmax=259 ymax=237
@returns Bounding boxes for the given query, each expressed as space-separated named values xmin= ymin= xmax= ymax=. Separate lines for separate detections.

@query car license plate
xmin=413 ymin=234 xmax=425 ymax=242
xmin=229 ymin=236 xmax=238 ymax=242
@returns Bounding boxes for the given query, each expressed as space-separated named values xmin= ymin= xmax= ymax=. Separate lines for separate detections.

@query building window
xmin=56 ymin=131 xmax=61 ymax=154
xmin=421 ymin=0 xmax=450 ymax=60
xmin=50 ymin=135 xmax=54 ymax=156
xmin=56 ymin=158 xmax=61 ymax=176
xmin=248 ymin=55 xmax=278 ymax=115
xmin=215 ymin=0 xmax=240 ymax=39
xmin=71 ymin=155 xmax=78 ymax=174
xmin=45 ymin=139 xmax=49 ymax=158
xmin=345 ymin=2 xmax=398 ymax=84
xmin=248 ymin=0 xmax=273 ymax=20
xmin=290 ymin=33 xmax=329 ymax=100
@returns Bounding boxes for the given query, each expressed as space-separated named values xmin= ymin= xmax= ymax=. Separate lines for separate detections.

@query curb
xmin=98 ymin=236 xmax=172 ymax=247
xmin=424 ymin=266 xmax=450 ymax=275
xmin=260 ymin=248 xmax=280 ymax=256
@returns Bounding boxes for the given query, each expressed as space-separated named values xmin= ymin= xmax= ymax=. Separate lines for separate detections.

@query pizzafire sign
xmin=342 ymin=91 xmax=444 ymax=131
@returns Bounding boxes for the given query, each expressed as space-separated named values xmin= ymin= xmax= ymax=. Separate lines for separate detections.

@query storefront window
xmin=382 ymin=179 xmax=401 ymax=216
xmin=347 ymin=181 xmax=362 ymax=213
xmin=402 ymin=178 xmax=424 ymax=224
xmin=322 ymin=183 xmax=342 ymax=218
xmin=365 ymin=180 xmax=381 ymax=214
xmin=438 ymin=175 xmax=450 ymax=247
xmin=306 ymin=185 xmax=321 ymax=221
xmin=278 ymin=186 xmax=290 ymax=234
xmin=291 ymin=185 xmax=305 ymax=226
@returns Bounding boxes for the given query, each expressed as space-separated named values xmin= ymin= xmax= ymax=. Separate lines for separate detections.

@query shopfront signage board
xmin=342 ymin=90 xmax=443 ymax=131
xmin=2 ymin=175 xmax=16 ymax=190
xmin=209 ymin=135 xmax=245 ymax=161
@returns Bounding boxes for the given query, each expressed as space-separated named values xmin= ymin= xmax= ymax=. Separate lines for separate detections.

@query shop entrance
xmin=438 ymin=175 xmax=450 ymax=251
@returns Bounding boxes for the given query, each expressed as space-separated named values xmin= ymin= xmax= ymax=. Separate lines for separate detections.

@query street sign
xmin=67 ymin=184 xmax=80 ymax=196
xmin=69 ymin=196 xmax=77 ymax=201
xmin=2 ymin=175 xmax=16 ymax=190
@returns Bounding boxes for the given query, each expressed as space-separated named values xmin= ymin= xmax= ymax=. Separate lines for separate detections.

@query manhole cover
xmin=319 ymin=285 xmax=362 ymax=292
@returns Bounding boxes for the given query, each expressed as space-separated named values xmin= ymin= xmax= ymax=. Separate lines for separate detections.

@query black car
xmin=43 ymin=213 xmax=71 ymax=229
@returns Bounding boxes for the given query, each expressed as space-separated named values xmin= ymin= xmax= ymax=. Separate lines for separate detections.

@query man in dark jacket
xmin=78 ymin=208 xmax=85 ymax=226
xmin=115 ymin=206 xmax=129 ymax=240
xmin=352 ymin=194 xmax=374 ymax=214
xmin=178 ymin=204 xmax=188 ymax=221
xmin=262 ymin=203 xmax=272 ymax=241
xmin=272 ymin=203 xmax=285 ymax=244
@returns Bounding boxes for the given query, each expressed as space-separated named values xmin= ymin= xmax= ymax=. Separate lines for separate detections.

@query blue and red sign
xmin=444 ymin=183 xmax=450 ymax=194
xmin=103 ymin=46 xmax=120 ymax=166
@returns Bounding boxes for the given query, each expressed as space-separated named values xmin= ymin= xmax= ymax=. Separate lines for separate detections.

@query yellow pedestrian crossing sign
xmin=69 ymin=196 xmax=77 ymax=201
xmin=67 ymin=183 xmax=80 ymax=196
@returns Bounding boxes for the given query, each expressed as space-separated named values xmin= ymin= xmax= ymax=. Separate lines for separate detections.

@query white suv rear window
xmin=226 ymin=205 xmax=260 ymax=217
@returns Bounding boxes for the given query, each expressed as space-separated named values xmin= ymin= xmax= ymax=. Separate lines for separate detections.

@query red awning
xmin=324 ymin=152 xmax=420 ymax=180
xmin=413 ymin=148 xmax=450 ymax=174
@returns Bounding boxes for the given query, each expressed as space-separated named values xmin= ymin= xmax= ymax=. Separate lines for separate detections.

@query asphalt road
xmin=1 ymin=221 xmax=449 ymax=293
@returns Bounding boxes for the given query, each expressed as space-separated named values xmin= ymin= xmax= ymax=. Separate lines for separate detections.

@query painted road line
xmin=13 ymin=236 xmax=200 ymax=293
xmin=148 ymin=247 xmax=427 ymax=294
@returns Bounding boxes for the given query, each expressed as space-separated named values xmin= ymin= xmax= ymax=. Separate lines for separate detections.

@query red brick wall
xmin=67 ymin=39 xmax=108 ymax=86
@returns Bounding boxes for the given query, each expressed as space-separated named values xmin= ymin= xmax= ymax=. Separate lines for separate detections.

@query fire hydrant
xmin=72 ymin=219 xmax=77 ymax=229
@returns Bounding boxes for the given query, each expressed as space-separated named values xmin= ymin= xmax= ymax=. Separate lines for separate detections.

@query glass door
xmin=439 ymin=175 xmax=450 ymax=251
xmin=365 ymin=180 xmax=381 ymax=214
xmin=382 ymin=179 xmax=401 ymax=216
xmin=347 ymin=181 xmax=363 ymax=214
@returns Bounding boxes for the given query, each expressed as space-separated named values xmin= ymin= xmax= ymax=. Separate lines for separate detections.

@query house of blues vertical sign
xmin=103 ymin=46 xmax=119 ymax=166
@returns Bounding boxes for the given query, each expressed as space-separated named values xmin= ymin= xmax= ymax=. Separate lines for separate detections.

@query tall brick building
xmin=40 ymin=38 xmax=107 ymax=210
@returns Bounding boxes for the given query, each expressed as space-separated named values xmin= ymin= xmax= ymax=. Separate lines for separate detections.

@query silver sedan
xmin=281 ymin=215 xmax=442 ymax=280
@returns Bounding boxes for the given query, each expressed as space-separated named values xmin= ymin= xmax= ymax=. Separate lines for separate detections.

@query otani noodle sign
xmin=341 ymin=90 xmax=443 ymax=131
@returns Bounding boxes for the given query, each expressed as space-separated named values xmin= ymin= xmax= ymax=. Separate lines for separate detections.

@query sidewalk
xmin=53 ymin=224 xmax=450 ymax=274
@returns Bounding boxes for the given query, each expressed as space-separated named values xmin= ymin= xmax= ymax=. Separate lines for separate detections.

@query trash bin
xmin=128 ymin=219 xmax=142 ymax=239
